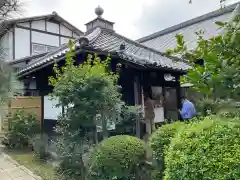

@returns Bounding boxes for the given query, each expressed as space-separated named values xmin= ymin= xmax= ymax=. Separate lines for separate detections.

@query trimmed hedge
xmin=88 ymin=135 xmax=149 ymax=180
xmin=148 ymin=122 xmax=186 ymax=179
xmin=164 ymin=118 xmax=240 ymax=180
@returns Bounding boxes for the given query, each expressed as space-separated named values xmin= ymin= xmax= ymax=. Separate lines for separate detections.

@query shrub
xmin=88 ymin=135 xmax=150 ymax=180
xmin=6 ymin=110 xmax=41 ymax=149
xmin=197 ymin=98 xmax=239 ymax=117
xmin=164 ymin=117 xmax=240 ymax=180
xmin=113 ymin=105 xmax=143 ymax=136
xmin=148 ymin=122 xmax=185 ymax=180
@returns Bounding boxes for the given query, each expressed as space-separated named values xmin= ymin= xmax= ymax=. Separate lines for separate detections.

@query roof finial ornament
xmin=95 ymin=5 xmax=104 ymax=17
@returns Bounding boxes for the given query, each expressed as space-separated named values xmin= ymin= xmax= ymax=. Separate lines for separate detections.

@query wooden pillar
xmin=40 ymin=95 xmax=44 ymax=133
xmin=162 ymin=86 xmax=167 ymax=120
xmin=175 ymin=75 xmax=181 ymax=120
xmin=134 ymin=75 xmax=141 ymax=138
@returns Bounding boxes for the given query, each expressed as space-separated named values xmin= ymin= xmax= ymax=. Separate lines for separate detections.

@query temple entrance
xmin=151 ymin=86 xmax=164 ymax=124
xmin=163 ymin=87 xmax=178 ymax=123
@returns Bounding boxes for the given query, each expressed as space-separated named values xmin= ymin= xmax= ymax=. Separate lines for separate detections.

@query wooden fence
xmin=8 ymin=96 xmax=42 ymax=121
xmin=1 ymin=96 xmax=42 ymax=133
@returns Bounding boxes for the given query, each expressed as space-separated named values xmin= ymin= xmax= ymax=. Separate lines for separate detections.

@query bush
xmin=197 ymin=98 xmax=239 ymax=117
xmin=88 ymin=135 xmax=150 ymax=180
xmin=164 ymin=117 xmax=240 ymax=180
xmin=113 ymin=106 xmax=143 ymax=136
xmin=6 ymin=110 xmax=41 ymax=149
xmin=148 ymin=122 xmax=185 ymax=180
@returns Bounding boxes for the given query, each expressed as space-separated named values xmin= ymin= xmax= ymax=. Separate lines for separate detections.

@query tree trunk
xmin=101 ymin=116 xmax=108 ymax=139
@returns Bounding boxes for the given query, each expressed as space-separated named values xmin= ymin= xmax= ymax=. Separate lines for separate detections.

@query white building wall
xmin=32 ymin=31 xmax=59 ymax=47
xmin=8 ymin=29 xmax=13 ymax=60
xmin=44 ymin=96 xmax=62 ymax=120
xmin=15 ymin=27 xmax=30 ymax=59
xmin=17 ymin=22 xmax=30 ymax=28
xmin=31 ymin=20 xmax=45 ymax=31
xmin=5 ymin=19 xmax=80 ymax=61
xmin=47 ymin=21 xmax=59 ymax=34
xmin=73 ymin=33 xmax=79 ymax=38
xmin=60 ymin=24 xmax=72 ymax=37
xmin=60 ymin=37 xmax=71 ymax=45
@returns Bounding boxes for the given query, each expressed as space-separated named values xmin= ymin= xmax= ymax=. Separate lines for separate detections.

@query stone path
xmin=0 ymin=152 xmax=42 ymax=180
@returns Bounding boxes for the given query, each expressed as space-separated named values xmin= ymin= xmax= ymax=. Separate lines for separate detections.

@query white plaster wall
xmin=15 ymin=28 xmax=30 ymax=59
xmin=17 ymin=22 xmax=30 ymax=28
xmin=73 ymin=32 xmax=79 ymax=38
xmin=44 ymin=96 xmax=62 ymax=120
xmin=60 ymin=24 xmax=72 ymax=37
xmin=8 ymin=29 xmax=13 ymax=60
xmin=32 ymin=20 xmax=45 ymax=31
xmin=32 ymin=31 xmax=59 ymax=46
xmin=60 ymin=37 xmax=70 ymax=45
xmin=47 ymin=21 xmax=59 ymax=34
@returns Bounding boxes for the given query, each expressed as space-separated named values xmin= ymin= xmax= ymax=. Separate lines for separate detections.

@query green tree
xmin=0 ymin=0 xmax=23 ymax=17
xmin=0 ymin=0 xmax=23 ymax=124
xmin=49 ymin=41 xmax=123 ymax=180
xmin=167 ymin=14 xmax=240 ymax=114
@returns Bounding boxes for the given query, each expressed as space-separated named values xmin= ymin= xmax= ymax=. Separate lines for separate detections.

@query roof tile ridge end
xmin=85 ymin=27 xmax=102 ymax=44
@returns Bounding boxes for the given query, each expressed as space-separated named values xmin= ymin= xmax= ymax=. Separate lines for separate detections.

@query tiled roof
xmin=137 ymin=2 xmax=239 ymax=52
xmin=18 ymin=27 xmax=190 ymax=76
xmin=8 ymin=53 xmax=47 ymax=65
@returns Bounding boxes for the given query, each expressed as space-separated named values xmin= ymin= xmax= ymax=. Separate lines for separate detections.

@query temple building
xmin=3 ymin=2 xmax=239 ymax=136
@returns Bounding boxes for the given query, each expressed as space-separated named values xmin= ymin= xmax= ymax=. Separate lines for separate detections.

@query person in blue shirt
xmin=179 ymin=96 xmax=196 ymax=121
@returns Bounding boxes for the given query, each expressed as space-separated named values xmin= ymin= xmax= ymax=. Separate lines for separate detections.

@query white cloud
xmin=21 ymin=0 xmax=240 ymax=39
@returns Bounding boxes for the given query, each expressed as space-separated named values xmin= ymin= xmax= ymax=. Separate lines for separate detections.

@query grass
xmin=4 ymin=149 xmax=56 ymax=180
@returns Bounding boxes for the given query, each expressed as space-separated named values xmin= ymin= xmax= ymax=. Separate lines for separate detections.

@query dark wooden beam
xmin=134 ymin=76 xmax=141 ymax=139
xmin=45 ymin=19 xmax=47 ymax=31
xmin=12 ymin=24 xmax=15 ymax=59
xmin=30 ymin=22 xmax=32 ymax=55
xmin=16 ymin=25 xmax=74 ymax=39
xmin=175 ymin=74 xmax=181 ymax=120
xmin=41 ymin=95 xmax=44 ymax=132
xmin=59 ymin=23 xmax=61 ymax=46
